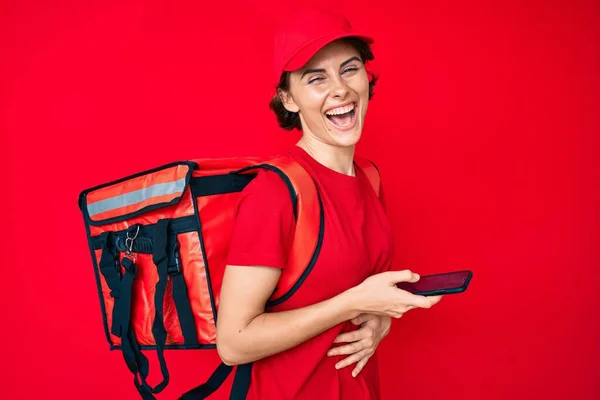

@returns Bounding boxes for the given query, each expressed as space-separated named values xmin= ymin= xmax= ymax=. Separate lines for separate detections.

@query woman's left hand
xmin=327 ymin=313 xmax=392 ymax=377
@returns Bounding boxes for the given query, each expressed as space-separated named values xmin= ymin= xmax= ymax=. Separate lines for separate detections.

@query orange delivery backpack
xmin=77 ymin=153 xmax=381 ymax=399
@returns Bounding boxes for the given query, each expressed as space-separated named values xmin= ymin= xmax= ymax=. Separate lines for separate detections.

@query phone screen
xmin=396 ymin=270 xmax=472 ymax=295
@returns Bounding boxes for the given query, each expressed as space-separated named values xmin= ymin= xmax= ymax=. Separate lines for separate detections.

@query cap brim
xmin=283 ymin=32 xmax=374 ymax=72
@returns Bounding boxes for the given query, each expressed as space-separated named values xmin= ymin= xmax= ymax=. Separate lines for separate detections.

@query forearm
xmin=217 ymin=289 xmax=360 ymax=365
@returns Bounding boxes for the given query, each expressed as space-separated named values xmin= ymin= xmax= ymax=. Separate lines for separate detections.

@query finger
xmin=401 ymin=292 xmax=438 ymax=309
xmin=352 ymin=354 xmax=372 ymax=378
xmin=333 ymin=328 xmax=368 ymax=344
xmin=328 ymin=340 xmax=365 ymax=356
xmin=335 ymin=349 xmax=370 ymax=370
xmin=351 ymin=313 xmax=375 ymax=326
xmin=407 ymin=272 xmax=420 ymax=283
xmin=385 ymin=270 xmax=420 ymax=284
xmin=404 ymin=295 xmax=442 ymax=310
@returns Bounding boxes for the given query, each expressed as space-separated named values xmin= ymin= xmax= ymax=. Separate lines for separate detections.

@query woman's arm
xmin=215 ymin=265 xmax=436 ymax=366
xmin=216 ymin=264 xmax=359 ymax=366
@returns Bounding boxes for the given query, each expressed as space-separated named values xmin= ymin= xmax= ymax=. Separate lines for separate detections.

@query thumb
xmin=351 ymin=313 xmax=375 ymax=326
xmin=385 ymin=270 xmax=420 ymax=284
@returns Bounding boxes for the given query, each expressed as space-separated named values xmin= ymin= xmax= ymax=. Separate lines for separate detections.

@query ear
xmin=278 ymin=88 xmax=300 ymax=113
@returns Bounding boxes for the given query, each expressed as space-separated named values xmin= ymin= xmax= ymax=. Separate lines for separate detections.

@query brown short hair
xmin=269 ymin=37 xmax=378 ymax=131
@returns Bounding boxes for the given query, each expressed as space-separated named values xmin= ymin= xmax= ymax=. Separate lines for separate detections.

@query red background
xmin=2 ymin=0 xmax=599 ymax=399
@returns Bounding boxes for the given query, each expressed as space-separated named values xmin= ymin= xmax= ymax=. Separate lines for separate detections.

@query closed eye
xmin=307 ymin=65 xmax=361 ymax=84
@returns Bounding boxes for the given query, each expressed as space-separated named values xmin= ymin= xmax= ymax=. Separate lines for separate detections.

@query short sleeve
xmin=226 ymin=169 xmax=296 ymax=269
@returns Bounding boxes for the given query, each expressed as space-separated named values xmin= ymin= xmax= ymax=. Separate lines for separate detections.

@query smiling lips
xmin=324 ymin=102 xmax=357 ymax=129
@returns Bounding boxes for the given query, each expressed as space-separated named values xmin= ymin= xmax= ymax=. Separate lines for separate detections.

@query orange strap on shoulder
xmin=237 ymin=155 xmax=323 ymax=306
xmin=354 ymin=156 xmax=381 ymax=197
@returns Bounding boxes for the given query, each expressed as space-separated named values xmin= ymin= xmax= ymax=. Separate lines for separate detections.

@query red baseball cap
xmin=272 ymin=6 xmax=374 ymax=84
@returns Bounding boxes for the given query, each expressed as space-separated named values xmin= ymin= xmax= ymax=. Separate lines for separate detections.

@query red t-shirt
xmin=226 ymin=145 xmax=395 ymax=400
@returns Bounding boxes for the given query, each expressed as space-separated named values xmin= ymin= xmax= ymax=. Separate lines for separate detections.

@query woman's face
xmin=280 ymin=40 xmax=370 ymax=148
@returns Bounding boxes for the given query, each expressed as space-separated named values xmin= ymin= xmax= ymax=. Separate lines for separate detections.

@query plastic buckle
xmin=121 ymin=256 xmax=137 ymax=275
xmin=167 ymin=246 xmax=182 ymax=276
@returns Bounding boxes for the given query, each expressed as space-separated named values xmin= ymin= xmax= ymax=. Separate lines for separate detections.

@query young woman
xmin=216 ymin=7 xmax=442 ymax=400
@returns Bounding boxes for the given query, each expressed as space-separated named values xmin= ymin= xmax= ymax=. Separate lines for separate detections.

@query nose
xmin=330 ymin=75 xmax=349 ymax=99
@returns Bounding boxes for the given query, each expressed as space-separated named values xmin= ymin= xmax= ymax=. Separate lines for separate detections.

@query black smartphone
xmin=396 ymin=270 xmax=473 ymax=296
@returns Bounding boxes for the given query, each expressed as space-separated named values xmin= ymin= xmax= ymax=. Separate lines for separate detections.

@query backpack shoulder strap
xmin=234 ymin=155 xmax=323 ymax=307
xmin=263 ymin=155 xmax=323 ymax=306
xmin=354 ymin=156 xmax=381 ymax=197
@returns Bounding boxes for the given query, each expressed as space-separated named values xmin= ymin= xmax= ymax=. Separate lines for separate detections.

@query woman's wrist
xmin=336 ymin=286 xmax=364 ymax=321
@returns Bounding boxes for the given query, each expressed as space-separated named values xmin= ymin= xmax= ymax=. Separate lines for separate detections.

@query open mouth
xmin=325 ymin=102 xmax=356 ymax=129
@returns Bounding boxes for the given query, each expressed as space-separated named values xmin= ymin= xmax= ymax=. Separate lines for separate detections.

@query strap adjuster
xmin=121 ymin=256 xmax=137 ymax=275
xmin=167 ymin=246 xmax=182 ymax=276
xmin=167 ymin=263 xmax=181 ymax=275
xmin=167 ymin=250 xmax=181 ymax=276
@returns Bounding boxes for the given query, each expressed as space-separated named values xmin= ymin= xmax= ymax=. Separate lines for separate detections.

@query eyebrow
xmin=340 ymin=56 xmax=362 ymax=68
xmin=301 ymin=56 xmax=363 ymax=79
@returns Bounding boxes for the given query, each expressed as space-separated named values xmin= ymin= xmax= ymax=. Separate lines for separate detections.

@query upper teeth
xmin=326 ymin=103 xmax=355 ymax=116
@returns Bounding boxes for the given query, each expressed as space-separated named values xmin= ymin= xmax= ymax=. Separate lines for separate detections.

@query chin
xmin=331 ymin=130 xmax=362 ymax=148
xmin=321 ymin=101 xmax=367 ymax=147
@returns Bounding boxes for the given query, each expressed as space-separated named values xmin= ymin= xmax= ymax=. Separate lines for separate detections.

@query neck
xmin=296 ymin=136 xmax=356 ymax=177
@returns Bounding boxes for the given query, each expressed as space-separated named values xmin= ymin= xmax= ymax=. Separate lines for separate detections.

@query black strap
xmin=98 ymin=232 xmax=155 ymax=399
xmin=148 ymin=217 xmax=198 ymax=396
xmin=91 ymin=215 xmax=198 ymax=252
xmin=150 ymin=219 xmax=172 ymax=394
xmin=179 ymin=362 xmax=233 ymax=399
xmin=168 ymin=238 xmax=199 ymax=346
xmin=229 ymin=363 xmax=253 ymax=400
xmin=177 ymin=362 xmax=253 ymax=400
xmin=190 ymin=173 xmax=255 ymax=197
xmin=128 ymin=327 xmax=155 ymax=400
xmin=99 ymin=222 xmax=202 ymax=399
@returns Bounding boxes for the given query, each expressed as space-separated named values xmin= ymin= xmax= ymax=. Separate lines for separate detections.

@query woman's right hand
xmin=347 ymin=270 xmax=442 ymax=319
